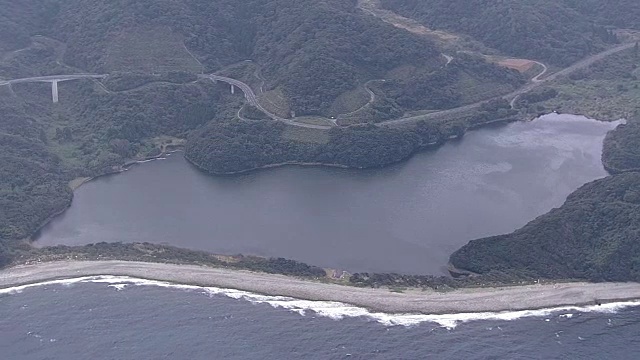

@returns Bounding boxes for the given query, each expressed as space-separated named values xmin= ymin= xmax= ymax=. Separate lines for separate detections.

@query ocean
xmin=2 ymin=278 xmax=640 ymax=359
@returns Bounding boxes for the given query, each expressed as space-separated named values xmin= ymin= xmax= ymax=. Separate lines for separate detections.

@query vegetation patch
xmin=540 ymin=47 xmax=640 ymax=120
xmin=497 ymin=59 xmax=536 ymax=72
xmin=106 ymin=27 xmax=202 ymax=73
xmin=450 ymin=173 xmax=640 ymax=282
xmin=281 ymin=127 xmax=330 ymax=144
xmin=383 ymin=0 xmax=628 ymax=66
xmin=603 ymin=119 xmax=640 ymax=173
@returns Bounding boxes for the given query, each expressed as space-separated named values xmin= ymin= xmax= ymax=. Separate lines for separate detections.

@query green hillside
xmin=383 ymin=0 xmax=638 ymax=66
xmin=0 ymin=0 xmax=523 ymax=262
xmin=450 ymin=172 xmax=640 ymax=282
xmin=1 ymin=0 xmax=523 ymax=117
xmin=1 ymin=0 xmax=639 ymax=279
xmin=449 ymin=49 xmax=640 ymax=283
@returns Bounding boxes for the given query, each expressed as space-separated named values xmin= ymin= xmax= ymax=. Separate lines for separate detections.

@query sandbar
xmin=1 ymin=261 xmax=640 ymax=314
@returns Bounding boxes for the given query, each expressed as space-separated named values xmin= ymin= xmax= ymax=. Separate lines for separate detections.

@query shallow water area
xmin=34 ymin=114 xmax=621 ymax=274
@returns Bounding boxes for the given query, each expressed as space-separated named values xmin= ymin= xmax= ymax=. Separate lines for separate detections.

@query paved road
xmin=356 ymin=0 xmax=634 ymax=126
xmin=0 ymin=74 xmax=108 ymax=86
xmin=0 ymin=74 xmax=108 ymax=102
xmin=530 ymin=61 xmax=548 ymax=83
xmin=2 ymin=41 xmax=632 ymax=127
xmin=443 ymin=54 xmax=454 ymax=66
xmin=337 ymin=79 xmax=386 ymax=120
xmin=200 ymin=74 xmax=332 ymax=130
xmin=509 ymin=61 xmax=548 ymax=108
xmin=382 ymin=43 xmax=636 ymax=127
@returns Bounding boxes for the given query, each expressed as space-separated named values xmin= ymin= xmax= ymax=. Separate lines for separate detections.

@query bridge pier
xmin=52 ymin=81 xmax=59 ymax=103
xmin=231 ymin=84 xmax=235 ymax=94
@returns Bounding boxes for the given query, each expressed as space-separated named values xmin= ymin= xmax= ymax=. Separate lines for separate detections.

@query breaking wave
xmin=2 ymin=276 xmax=638 ymax=329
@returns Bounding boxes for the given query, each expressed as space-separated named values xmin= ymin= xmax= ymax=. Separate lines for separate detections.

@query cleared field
xmin=357 ymin=0 xmax=458 ymax=42
xmin=455 ymin=71 xmax=517 ymax=104
xmin=498 ymin=58 xmax=536 ymax=72
xmin=259 ymin=88 xmax=291 ymax=118
xmin=544 ymin=80 xmax=640 ymax=121
xmin=282 ymin=126 xmax=330 ymax=144
xmin=292 ymin=116 xmax=335 ymax=127
xmin=105 ymin=27 xmax=202 ymax=73
xmin=329 ymin=86 xmax=370 ymax=116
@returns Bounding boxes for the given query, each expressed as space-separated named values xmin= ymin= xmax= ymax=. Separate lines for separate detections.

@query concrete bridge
xmin=0 ymin=74 xmax=108 ymax=103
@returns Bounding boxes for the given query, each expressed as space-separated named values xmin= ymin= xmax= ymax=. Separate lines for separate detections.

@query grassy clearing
xmin=357 ymin=0 xmax=458 ymax=43
xmin=328 ymin=86 xmax=370 ymax=116
xmin=292 ymin=116 xmax=334 ymax=127
xmin=544 ymin=80 xmax=640 ymax=120
xmin=455 ymin=72 xmax=516 ymax=104
xmin=259 ymin=88 xmax=290 ymax=118
xmin=105 ymin=26 xmax=202 ymax=73
xmin=281 ymin=126 xmax=330 ymax=144
xmin=540 ymin=48 xmax=640 ymax=121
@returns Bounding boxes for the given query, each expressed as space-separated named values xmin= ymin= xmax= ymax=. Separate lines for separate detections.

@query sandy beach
xmin=2 ymin=261 xmax=640 ymax=314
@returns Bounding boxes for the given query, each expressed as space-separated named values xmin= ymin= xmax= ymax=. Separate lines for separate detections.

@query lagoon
xmin=34 ymin=114 xmax=620 ymax=275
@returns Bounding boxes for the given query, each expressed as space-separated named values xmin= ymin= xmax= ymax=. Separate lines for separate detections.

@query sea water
xmin=1 ymin=279 xmax=640 ymax=359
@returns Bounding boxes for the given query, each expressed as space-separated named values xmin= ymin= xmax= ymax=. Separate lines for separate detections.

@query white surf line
xmin=2 ymin=275 xmax=639 ymax=330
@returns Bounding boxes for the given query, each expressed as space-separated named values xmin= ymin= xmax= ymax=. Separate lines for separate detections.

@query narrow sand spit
xmin=2 ymin=261 xmax=640 ymax=314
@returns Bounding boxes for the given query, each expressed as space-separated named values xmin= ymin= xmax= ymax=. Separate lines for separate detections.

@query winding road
xmin=353 ymin=0 xmax=634 ymax=126
xmin=531 ymin=61 xmax=549 ymax=83
xmin=199 ymin=74 xmax=332 ymax=130
xmin=383 ymin=42 xmax=636 ymax=127
xmin=0 ymin=41 xmax=634 ymax=127
xmin=209 ymin=39 xmax=631 ymax=129
xmin=337 ymin=79 xmax=386 ymax=119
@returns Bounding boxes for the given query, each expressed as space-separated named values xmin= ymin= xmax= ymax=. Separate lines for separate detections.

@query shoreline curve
xmin=2 ymin=260 xmax=640 ymax=315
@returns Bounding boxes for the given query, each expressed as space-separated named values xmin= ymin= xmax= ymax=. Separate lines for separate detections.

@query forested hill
xmin=383 ymin=0 xmax=640 ymax=66
xmin=3 ymin=0 xmax=440 ymax=116
xmin=603 ymin=119 xmax=640 ymax=174
xmin=0 ymin=0 xmax=522 ymax=263
xmin=0 ymin=0 xmax=523 ymax=117
xmin=450 ymin=116 xmax=640 ymax=282
xmin=450 ymin=172 xmax=640 ymax=282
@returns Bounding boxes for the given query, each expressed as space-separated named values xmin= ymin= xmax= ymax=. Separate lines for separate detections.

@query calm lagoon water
xmin=13 ymin=114 xmax=637 ymax=359
xmin=34 ymin=114 xmax=620 ymax=275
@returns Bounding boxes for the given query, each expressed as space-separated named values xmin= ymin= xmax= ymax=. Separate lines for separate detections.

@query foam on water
xmin=2 ymin=276 xmax=639 ymax=329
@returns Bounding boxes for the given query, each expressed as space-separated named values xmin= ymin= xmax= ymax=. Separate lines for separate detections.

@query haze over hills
xmin=1 ymin=0 xmax=640 ymax=286
xmin=383 ymin=0 xmax=640 ymax=66
xmin=0 ymin=0 xmax=523 ymax=248
xmin=0 ymin=0 xmax=522 ymax=117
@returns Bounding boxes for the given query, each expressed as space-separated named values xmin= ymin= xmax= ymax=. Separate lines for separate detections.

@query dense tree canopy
xmin=603 ymin=118 xmax=640 ymax=173
xmin=450 ymin=173 xmax=640 ymax=281
xmin=383 ymin=0 xmax=636 ymax=66
xmin=184 ymin=120 xmax=423 ymax=174
xmin=0 ymin=0 xmax=523 ymax=117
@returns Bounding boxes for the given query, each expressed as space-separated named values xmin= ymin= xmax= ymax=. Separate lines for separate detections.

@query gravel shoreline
xmin=2 ymin=261 xmax=640 ymax=314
